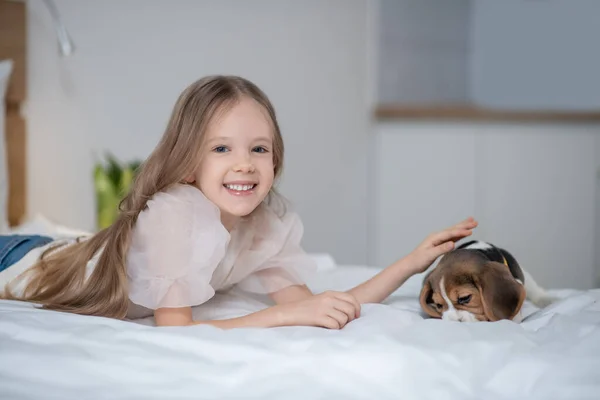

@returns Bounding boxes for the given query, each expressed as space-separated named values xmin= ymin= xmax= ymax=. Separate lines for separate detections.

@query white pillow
xmin=309 ymin=253 xmax=337 ymax=272
xmin=0 ymin=59 xmax=14 ymax=233
xmin=8 ymin=214 xmax=92 ymax=239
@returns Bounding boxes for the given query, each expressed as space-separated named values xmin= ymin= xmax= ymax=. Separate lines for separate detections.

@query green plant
xmin=94 ymin=153 xmax=141 ymax=230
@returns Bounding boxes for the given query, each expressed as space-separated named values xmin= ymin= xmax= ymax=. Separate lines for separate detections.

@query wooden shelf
xmin=374 ymin=104 xmax=600 ymax=123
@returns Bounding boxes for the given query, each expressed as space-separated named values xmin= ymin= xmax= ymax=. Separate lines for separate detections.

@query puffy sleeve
xmin=126 ymin=185 xmax=230 ymax=310
xmin=235 ymin=210 xmax=318 ymax=295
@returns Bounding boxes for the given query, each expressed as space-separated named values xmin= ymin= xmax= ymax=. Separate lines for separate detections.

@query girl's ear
xmin=183 ymin=174 xmax=195 ymax=184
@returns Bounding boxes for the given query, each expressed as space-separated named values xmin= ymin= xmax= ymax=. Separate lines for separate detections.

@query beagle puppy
xmin=419 ymin=240 xmax=554 ymax=323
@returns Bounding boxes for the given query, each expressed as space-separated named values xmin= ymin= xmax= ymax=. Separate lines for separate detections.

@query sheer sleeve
xmin=126 ymin=185 xmax=230 ymax=310
xmin=235 ymin=210 xmax=318 ymax=294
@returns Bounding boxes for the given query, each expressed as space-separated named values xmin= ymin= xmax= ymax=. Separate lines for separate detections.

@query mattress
xmin=1 ymin=264 xmax=599 ymax=400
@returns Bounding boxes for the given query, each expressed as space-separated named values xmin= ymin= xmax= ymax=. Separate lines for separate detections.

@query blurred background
xmin=6 ymin=0 xmax=600 ymax=289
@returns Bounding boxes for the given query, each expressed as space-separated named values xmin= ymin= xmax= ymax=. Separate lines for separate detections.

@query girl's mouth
xmin=223 ymin=183 xmax=257 ymax=196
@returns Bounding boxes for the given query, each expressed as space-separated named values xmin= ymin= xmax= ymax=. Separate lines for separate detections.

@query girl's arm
xmin=345 ymin=255 xmax=420 ymax=304
xmin=347 ymin=217 xmax=477 ymax=303
xmin=154 ymin=289 xmax=361 ymax=330
xmin=268 ymin=258 xmax=417 ymax=305
xmin=154 ymin=306 xmax=286 ymax=329
xmin=270 ymin=217 xmax=478 ymax=305
xmin=155 ymin=218 xmax=477 ymax=328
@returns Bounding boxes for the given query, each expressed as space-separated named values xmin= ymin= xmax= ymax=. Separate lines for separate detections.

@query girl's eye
xmin=253 ymin=146 xmax=269 ymax=153
xmin=213 ymin=146 xmax=228 ymax=153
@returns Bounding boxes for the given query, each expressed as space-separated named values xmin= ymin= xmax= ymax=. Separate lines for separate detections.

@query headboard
xmin=0 ymin=0 xmax=26 ymax=227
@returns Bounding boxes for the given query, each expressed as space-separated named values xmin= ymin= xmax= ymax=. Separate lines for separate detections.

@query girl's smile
xmin=223 ymin=181 xmax=259 ymax=196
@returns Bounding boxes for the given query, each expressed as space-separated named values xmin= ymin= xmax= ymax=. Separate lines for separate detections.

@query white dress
xmin=1 ymin=184 xmax=318 ymax=319
xmin=126 ymin=184 xmax=317 ymax=318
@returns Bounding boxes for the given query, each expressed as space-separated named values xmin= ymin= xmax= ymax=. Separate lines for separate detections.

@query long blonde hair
xmin=2 ymin=75 xmax=285 ymax=319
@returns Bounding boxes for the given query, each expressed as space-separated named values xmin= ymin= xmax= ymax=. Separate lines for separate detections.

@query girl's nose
xmin=233 ymin=161 xmax=255 ymax=174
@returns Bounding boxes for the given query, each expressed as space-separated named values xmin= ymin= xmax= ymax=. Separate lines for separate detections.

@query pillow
xmin=0 ymin=59 xmax=14 ymax=234
xmin=308 ymin=253 xmax=337 ymax=272
xmin=8 ymin=214 xmax=92 ymax=239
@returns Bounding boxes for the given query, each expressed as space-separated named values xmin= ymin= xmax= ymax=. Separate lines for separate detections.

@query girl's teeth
xmin=226 ymin=184 xmax=254 ymax=191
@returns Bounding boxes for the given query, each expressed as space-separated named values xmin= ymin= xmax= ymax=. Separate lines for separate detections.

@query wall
xmin=25 ymin=0 xmax=369 ymax=265
xmin=24 ymin=0 xmax=600 ymax=281
xmin=375 ymin=0 xmax=600 ymax=110
xmin=377 ymin=0 xmax=471 ymax=105
xmin=596 ymin=135 xmax=600 ymax=287
xmin=470 ymin=0 xmax=600 ymax=110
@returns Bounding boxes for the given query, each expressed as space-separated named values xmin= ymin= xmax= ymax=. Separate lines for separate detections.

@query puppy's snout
xmin=442 ymin=309 xmax=478 ymax=323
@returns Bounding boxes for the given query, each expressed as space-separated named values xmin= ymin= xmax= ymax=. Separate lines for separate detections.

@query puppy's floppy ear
xmin=474 ymin=262 xmax=526 ymax=321
xmin=419 ymin=274 xmax=442 ymax=318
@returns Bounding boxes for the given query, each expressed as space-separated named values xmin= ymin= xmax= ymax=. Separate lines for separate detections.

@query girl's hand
xmin=407 ymin=217 xmax=478 ymax=274
xmin=277 ymin=291 xmax=361 ymax=329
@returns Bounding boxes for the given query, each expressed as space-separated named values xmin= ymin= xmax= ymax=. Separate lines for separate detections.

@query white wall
xmin=25 ymin=0 xmax=369 ymax=265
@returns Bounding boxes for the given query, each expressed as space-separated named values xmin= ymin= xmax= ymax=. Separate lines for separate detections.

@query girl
xmin=0 ymin=75 xmax=477 ymax=329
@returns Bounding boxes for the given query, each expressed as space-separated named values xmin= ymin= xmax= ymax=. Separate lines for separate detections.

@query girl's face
xmin=191 ymin=97 xmax=275 ymax=229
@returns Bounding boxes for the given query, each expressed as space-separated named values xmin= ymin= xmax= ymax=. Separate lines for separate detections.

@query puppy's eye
xmin=457 ymin=295 xmax=472 ymax=305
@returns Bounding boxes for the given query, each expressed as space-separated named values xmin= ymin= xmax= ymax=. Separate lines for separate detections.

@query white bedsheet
xmin=1 ymin=265 xmax=599 ymax=400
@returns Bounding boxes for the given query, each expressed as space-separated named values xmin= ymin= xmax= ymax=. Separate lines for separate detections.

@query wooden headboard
xmin=0 ymin=0 xmax=26 ymax=226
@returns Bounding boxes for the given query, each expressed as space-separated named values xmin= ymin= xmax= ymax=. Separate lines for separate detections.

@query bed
xmin=1 ymin=256 xmax=599 ymax=400
xmin=2 ymin=2 xmax=600 ymax=399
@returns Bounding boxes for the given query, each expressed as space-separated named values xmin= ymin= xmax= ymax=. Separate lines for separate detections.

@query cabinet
xmin=372 ymin=122 xmax=598 ymax=290
xmin=372 ymin=122 xmax=476 ymax=268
